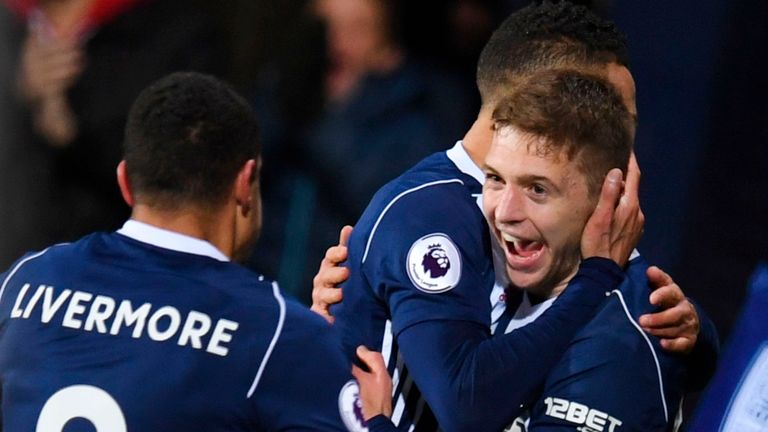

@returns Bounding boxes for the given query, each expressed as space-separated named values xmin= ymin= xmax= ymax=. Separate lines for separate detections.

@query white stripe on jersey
xmin=613 ymin=289 xmax=669 ymax=421
xmin=0 ymin=247 xmax=57 ymax=304
xmin=362 ymin=179 xmax=465 ymax=263
xmin=247 ymin=282 xmax=286 ymax=398
xmin=381 ymin=320 xmax=393 ymax=368
xmin=392 ymin=391 xmax=406 ymax=426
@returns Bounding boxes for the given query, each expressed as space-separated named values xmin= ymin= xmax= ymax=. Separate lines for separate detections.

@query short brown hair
xmin=492 ymin=69 xmax=632 ymax=194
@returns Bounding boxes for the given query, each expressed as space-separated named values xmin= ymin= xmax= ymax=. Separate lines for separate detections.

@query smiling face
xmin=483 ymin=127 xmax=596 ymax=297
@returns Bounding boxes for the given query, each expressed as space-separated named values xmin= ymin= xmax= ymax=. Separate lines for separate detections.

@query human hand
xmin=311 ymin=225 xmax=353 ymax=323
xmin=581 ymin=153 xmax=644 ymax=266
xmin=352 ymin=346 xmax=392 ymax=420
xmin=17 ymin=33 xmax=83 ymax=147
xmin=17 ymin=33 xmax=84 ymax=104
xmin=638 ymin=266 xmax=699 ymax=354
xmin=35 ymin=94 xmax=78 ymax=147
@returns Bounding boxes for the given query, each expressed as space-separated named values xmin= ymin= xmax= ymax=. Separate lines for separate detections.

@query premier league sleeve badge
xmin=406 ymin=233 xmax=462 ymax=294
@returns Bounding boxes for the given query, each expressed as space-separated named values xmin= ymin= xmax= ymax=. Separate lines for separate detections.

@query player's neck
xmin=524 ymin=266 xmax=580 ymax=301
xmin=462 ymin=107 xmax=494 ymax=169
xmin=130 ymin=203 xmax=237 ymax=259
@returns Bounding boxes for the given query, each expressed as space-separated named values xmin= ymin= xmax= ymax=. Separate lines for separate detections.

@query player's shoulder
xmin=611 ymin=253 xmax=655 ymax=317
xmin=356 ymin=152 xmax=482 ymax=237
xmin=368 ymin=151 xmax=472 ymax=211
xmin=0 ymin=234 xmax=98 ymax=282
xmin=254 ymin=283 xmax=345 ymax=365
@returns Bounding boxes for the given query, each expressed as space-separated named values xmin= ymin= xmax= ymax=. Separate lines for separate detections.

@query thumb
xmin=592 ymin=169 xmax=623 ymax=227
xmin=339 ymin=225 xmax=353 ymax=247
xmin=356 ymin=346 xmax=386 ymax=374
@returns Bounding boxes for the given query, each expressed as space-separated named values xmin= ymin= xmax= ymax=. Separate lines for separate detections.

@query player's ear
xmin=234 ymin=159 xmax=257 ymax=215
xmin=116 ymin=160 xmax=134 ymax=207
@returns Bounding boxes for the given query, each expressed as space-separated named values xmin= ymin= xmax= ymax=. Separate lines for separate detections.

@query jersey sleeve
xmin=249 ymin=302 xmax=397 ymax=432
xmin=361 ymin=184 xmax=494 ymax=336
xmin=394 ymin=258 xmax=624 ymax=431
xmin=526 ymin=292 xmax=685 ymax=431
xmin=684 ymin=298 xmax=720 ymax=391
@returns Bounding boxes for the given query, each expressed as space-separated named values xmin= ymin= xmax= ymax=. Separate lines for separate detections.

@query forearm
xmin=366 ymin=415 xmax=400 ymax=432
xmin=398 ymin=258 xmax=623 ymax=431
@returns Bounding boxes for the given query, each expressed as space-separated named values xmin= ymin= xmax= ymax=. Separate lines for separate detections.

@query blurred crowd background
xmin=0 ymin=0 xmax=765 ymax=349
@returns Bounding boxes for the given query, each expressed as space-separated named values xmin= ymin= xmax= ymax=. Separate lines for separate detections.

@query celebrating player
xmin=487 ymin=68 xmax=685 ymax=430
xmin=0 ymin=72 xmax=396 ymax=431
xmin=312 ymin=2 xmax=718 ymax=431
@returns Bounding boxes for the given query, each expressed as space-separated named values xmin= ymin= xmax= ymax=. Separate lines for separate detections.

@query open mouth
xmin=500 ymin=232 xmax=545 ymax=265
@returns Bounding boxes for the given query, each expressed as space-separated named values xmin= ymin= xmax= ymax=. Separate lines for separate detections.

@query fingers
xmin=623 ymin=152 xmax=641 ymax=205
xmin=606 ymin=154 xmax=644 ymax=265
xmin=313 ymin=284 xmax=343 ymax=306
xmin=640 ymin=301 xmax=698 ymax=355
xmin=310 ymin=280 xmax=343 ymax=324
xmin=311 ymin=231 xmax=352 ymax=323
xmin=647 ymin=283 xmax=685 ymax=309
xmin=310 ymin=283 xmax=341 ymax=323
xmin=356 ymin=346 xmax=387 ymax=375
xmin=646 ymin=266 xmax=674 ymax=291
xmin=639 ymin=305 xmax=686 ymax=329
xmin=659 ymin=337 xmax=696 ymax=354
xmin=595 ymin=169 xmax=624 ymax=227
xmin=19 ymin=36 xmax=84 ymax=101
xmin=310 ymin=304 xmax=335 ymax=324
xmin=353 ymin=346 xmax=393 ymax=419
xmin=581 ymin=169 xmax=623 ymax=259
xmin=323 ymin=245 xmax=348 ymax=266
xmin=339 ymin=225 xmax=353 ymax=247
xmin=351 ymin=364 xmax=365 ymax=381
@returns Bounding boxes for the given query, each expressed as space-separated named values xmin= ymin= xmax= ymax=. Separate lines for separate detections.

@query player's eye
xmin=485 ymin=173 xmax=502 ymax=184
xmin=531 ymin=183 xmax=546 ymax=195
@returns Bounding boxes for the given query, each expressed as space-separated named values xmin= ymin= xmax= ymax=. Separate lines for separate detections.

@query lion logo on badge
xmin=422 ymin=244 xmax=451 ymax=278
xmin=407 ymin=233 xmax=461 ymax=293
xmin=338 ymin=380 xmax=369 ymax=432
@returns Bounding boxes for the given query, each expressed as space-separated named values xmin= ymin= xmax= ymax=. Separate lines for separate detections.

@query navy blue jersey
xmin=0 ymin=221 xmax=380 ymax=431
xmin=501 ymin=255 xmax=687 ymax=431
xmin=688 ymin=263 xmax=768 ymax=432
xmin=332 ymin=142 xmax=624 ymax=431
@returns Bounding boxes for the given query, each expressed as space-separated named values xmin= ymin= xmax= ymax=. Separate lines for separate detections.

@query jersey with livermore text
xmin=332 ymin=142 xmax=625 ymax=431
xmin=0 ymin=221 xmax=384 ymax=431
xmin=499 ymin=254 xmax=687 ymax=432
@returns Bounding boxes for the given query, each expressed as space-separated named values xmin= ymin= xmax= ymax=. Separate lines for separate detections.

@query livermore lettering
xmin=9 ymin=283 xmax=239 ymax=357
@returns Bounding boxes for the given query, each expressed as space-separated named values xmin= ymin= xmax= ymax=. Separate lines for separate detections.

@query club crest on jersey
xmin=338 ymin=380 xmax=369 ymax=432
xmin=406 ymin=233 xmax=461 ymax=293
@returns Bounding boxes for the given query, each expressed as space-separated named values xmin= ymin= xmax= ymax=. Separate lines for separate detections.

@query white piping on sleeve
xmin=0 ymin=247 xmax=55 ymax=304
xmin=247 ymin=282 xmax=286 ymax=398
xmin=612 ymin=289 xmax=669 ymax=421
xmin=362 ymin=179 xmax=464 ymax=263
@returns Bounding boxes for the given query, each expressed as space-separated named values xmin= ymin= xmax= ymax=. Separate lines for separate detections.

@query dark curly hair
xmin=477 ymin=0 xmax=628 ymax=105
xmin=123 ymin=72 xmax=260 ymax=209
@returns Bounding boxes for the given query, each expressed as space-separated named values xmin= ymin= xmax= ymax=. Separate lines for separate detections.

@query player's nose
xmin=495 ymin=187 xmax=526 ymax=224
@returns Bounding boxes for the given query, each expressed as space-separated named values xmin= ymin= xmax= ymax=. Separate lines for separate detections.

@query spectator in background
xmin=0 ymin=5 xmax=52 ymax=268
xmin=2 ymin=0 xmax=226 ymax=263
xmin=250 ymin=0 xmax=474 ymax=300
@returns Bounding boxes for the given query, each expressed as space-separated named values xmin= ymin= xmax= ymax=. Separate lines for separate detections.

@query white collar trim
xmin=446 ymin=141 xmax=485 ymax=186
xmin=117 ymin=220 xmax=229 ymax=262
